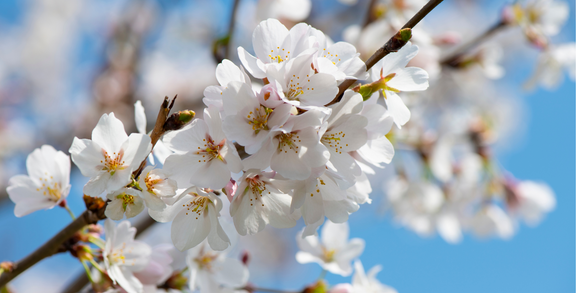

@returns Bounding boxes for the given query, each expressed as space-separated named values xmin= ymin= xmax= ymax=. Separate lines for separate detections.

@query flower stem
xmin=64 ymin=205 xmax=76 ymax=220
xmin=440 ymin=20 xmax=507 ymax=67
xmin=87 ymin=259 xmax=106 ymax=276
xmin=81 ymin=261 xmax=95 ymax=284
xmin=318 ymin=269 xmax=327 ymax=280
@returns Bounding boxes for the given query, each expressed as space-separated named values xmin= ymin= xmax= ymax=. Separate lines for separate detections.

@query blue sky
xmin=0 ymin=0 xmax=574 ymax=292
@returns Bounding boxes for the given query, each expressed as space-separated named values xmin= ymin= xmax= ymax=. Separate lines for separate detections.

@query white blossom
xmin=187 ymin=240 xmax=249 ymax=293
xmin=163 ymin=106 xmax=242 ymax=189
xmin=7 ymin=145 xmax=71 ymax=217
xmin=230 ymin=169 xmax=296 ymax=235
xmin=149 ymin=186 xmax=231 ymax=252
xmin=105 ymin=188 xmax=145 ymax=220
xmin=138 ymin=166 xmax=178 ymax=213
xmin=296 ymin=220 xmax=364 ymax=276
xmin=103 ymin=220 xmax=152 ymax=293
xmin=369 ymin=42 xmax=429 ymax=127
xmin=69 ymin=113 xmax=152 ymax=196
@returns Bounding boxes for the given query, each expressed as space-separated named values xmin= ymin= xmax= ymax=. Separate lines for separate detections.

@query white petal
xmin=384 ymin=91 xmax=410 ymax=128
xmin=134 ymin=101 xmax=147 ymax=134
xmin=321 ymin=220 xmax=349 ymax=251
xmin=388 ymin=67 xmax=429 ymax=92
xmin=92 ymin=113 xmax=129 ymax=154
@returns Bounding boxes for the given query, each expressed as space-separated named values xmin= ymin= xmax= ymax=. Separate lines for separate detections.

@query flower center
xmin=116 ymin=192 xmax=135 ymax=211
xmin=268 ymin=47 xmax=290 ymax=64
xmin=194 ymin=250 xmax=218 ymax=271
xmin=109 ymin=242 xmax=136 ymax=266
xmin=321 ymin=130 xmax=347 ymax=155
xmin=244 ymin=175 xmax=268 ymax=208
xmin=183 ymin=193 xmax=210 ymax=219
xmin=196 ymin=137 xmax=226 ymax=163
xmin=276 ymin=133 xmax=300 ymax=154
xmin=101 ymin=149 xmax=126 ymax=176
xmin=36 ymin=173 xmax=62 ymax=202
xmin=144 ymin=173 xmax=163 ymax=195
xmin=286 ymin=74 xmax=313 ymax=101
xmin=322 ymin=246 xmax=336 ymax=262
xmin=247 ymin=106 xmax=273 ymax=134
xmin=378 ymin=71 xmax=400 ymax=99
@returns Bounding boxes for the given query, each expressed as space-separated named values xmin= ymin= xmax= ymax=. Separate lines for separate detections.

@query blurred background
xmin=0 ymin=0 xmax=573 ymax=292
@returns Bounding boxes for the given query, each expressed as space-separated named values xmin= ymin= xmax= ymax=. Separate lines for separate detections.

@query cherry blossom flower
xmin=525 ymin=43 xmax=576 ymax=90
xmin=7 ymin=145 xmax=71 ymax=217
xmin=187 ymin=239 xmax=249 ymax=293
xmin=137 ymin=166 xmax=178 ymax=213
xmin=266 ymin=52 xmax=338 ymax=110
xmin=105 ymin=188 xmax=145 ymax=220
xmin=69 ymin=113 xmax=152 ymax=197
xmin=469 ymin=205 xmax=515 ymax=239
xmin=296 ymin=220 xmax=364 ymax=276
xmin=133 ymin=244 xmax=174 ymax=291
xmin=368 ymin=42 xmax=429 ymax=127
xmin=149 ymin=186 xmax=231 ymax=251
xmin=506 ymin=0 xmax=569 ymax=39
xmin=320 ymin=91 xmax=368 ymax=187
xmin=347 ymin=260 xmax=398 ymax=293
xmin=220 ymin=81 xmax=293 ymax=154
xmin=163 ymin=106 xmax=242 ymax=189
xmin=242 ymin=109 xmax=329 ymax=180
xmin=203 ymin=60 xmax=253 ymax=110
xmin=230 ymin=169 xmax=296 ymax=235
xmin=238 ymin=19 xmax=304 ymax=79
xmin=291 ymin=168 xmax=360 ymax=234
xmin=505 ymin=180 xmax=556 ymax=226
xmin=103 ymin=220 xmax=152 ymax=293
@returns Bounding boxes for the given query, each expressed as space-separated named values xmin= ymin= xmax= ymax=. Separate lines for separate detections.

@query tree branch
xmin=0 ymin=199 xmax=107 ymax=288
xmin=440 ymin=20 xmax=507 ymax=67
xmin=331 ymin=0 xmax=444 ymax=105
xmin=225 ymin=0 xmax=241 ymax=60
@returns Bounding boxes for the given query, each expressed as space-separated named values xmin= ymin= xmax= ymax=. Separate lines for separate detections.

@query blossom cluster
xmin=2 ymin=0 xmax=572 ymax=292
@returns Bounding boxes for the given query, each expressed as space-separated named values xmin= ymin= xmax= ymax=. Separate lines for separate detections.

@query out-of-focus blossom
xmin=256 ymin=0 xmax=311 ymax=23
xmin=525 ymin=43 xmax=576 ymax=90
xmin=103 ymin=220 xmax=152 ymax=293
xmin=296 ymin=220 xmax=364 ymax=276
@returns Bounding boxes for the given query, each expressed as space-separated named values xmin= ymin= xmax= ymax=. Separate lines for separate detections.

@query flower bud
xmin=163 ymin=110 xmax=196 ymax=131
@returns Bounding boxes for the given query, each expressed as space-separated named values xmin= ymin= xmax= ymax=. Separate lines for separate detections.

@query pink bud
xmin=435 ymin=31 xmax=461 ymax=45
xmin=225 ymin=179 xmax=237 ymax=202
xmin=258 ymin=83 xmax=284 ymax=108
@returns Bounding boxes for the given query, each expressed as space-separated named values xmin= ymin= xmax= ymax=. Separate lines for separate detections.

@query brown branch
xmin=0 ymin=198 xmax=108 ymax=288
xmin=132 ymin=96 xmax=176 ymax=179
xmin=331 ymin=0 xmax=444 ymax=105
xmin=225 ymin=0 xmax=241 ymax=60
xmin=362 ymin=0 xmax=380 ymax=28
xmin=440 ymin=20 xmax=507 ymax=67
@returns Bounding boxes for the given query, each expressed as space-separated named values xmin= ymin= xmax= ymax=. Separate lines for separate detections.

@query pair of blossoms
xmin=7 ymin=18 xmax=429 ymax=254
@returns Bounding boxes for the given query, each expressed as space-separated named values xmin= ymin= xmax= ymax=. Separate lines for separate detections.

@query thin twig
xmin=362 ymin=0 xmax=380 ymax=28
xmin=0 ymin=204 xmax=107 ymax=287
xmin=225 ymin=0 xmax=241 ymax=60
xmin=245 ymin=287 xmax=301 ymax=293
xmin=132 ymin=95 xmax=176 ymax=179
xmin=331 ymin=0 xmax=444 ymax=105
xmin=440 ymin=20 xmax=507 ymax=67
